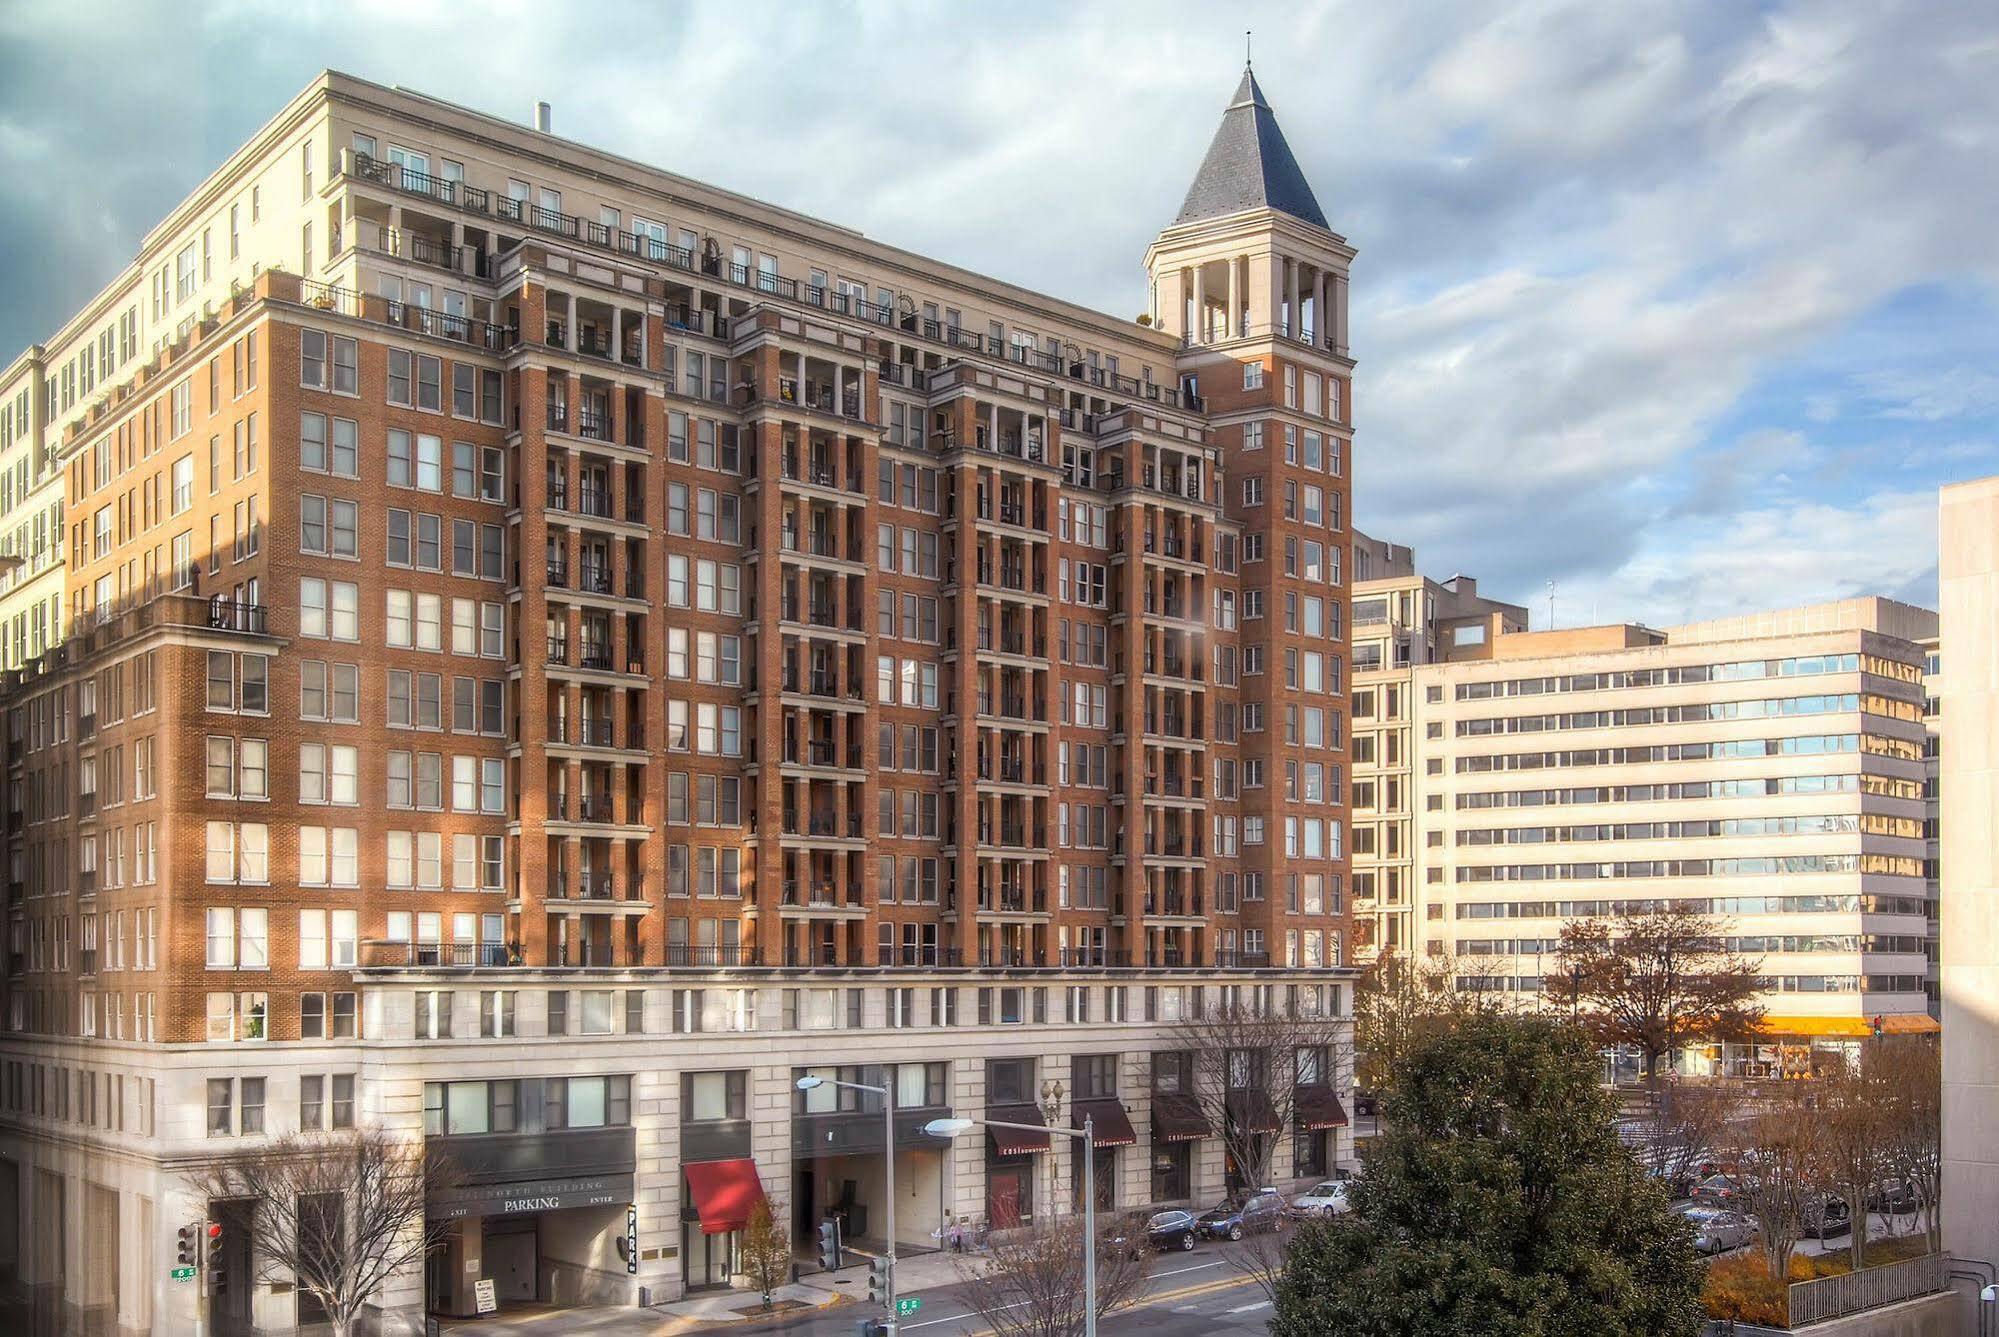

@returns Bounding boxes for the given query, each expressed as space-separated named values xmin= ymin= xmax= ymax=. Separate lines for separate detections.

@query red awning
xmin=1295 ymin=1086 xmax=1349 ymax=1131
xmin=684 ymin=1158 xmax=766 ymax=1235
xmin=1151 ymin=1092 xmax=1212 ymax=1143
xmin=1072 ymin=1099 xmax=1139 ymax=1148
xmin=985 ymin=1104 xmax=1053 ymax=1156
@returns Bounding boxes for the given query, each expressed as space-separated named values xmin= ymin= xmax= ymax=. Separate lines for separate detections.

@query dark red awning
xmin=685 ymin=1158 xmax=766 ymax=1235
xmin=1295 ymin=1086 xmax=1349 ymax=1131
xmin=1151 ymin=1092 xmax=1212 ymax=1143
xmin=1072 ymin=1099 xmax=1139 ymax=1148
xmin=1226 ymin=1089 xmax=1281 ymax=1134
xmin=985 ymin=1104 xmax=1053 ymax=1155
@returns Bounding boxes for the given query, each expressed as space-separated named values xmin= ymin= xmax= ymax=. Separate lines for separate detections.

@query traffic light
xmin=176 ymin=1222 xmax=199 ymax=1267
xmin=817 ymin=1219 xmax=842 ymax=1271
xmin=866 ymin=1254 xmax=891 ymax=1304
xmin=206 ymin=1221 xmax=226 ymax=1292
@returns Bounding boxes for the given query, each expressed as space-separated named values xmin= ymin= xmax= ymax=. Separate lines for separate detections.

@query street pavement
xmin=440 ymin=1236 xmax=1278 ymax=1337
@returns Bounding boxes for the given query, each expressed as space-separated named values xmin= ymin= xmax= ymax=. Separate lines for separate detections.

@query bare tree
xmin=187 ymin=1128 xmax=458 ymax=1337
xmin=1729 ymin=1098 xmax=1827 ymax=1277
xmin=953 ymin=1213 xmax=1151 ymax=1337
xmin=738 ymin=1198 xmax=791 ymax=1311
xmin=1557 ymin=903 xmax=1765 ymax=1078
xmin=1353 ymin=950 xmax=1511 ymax=1091
xmin=1631 ymin=1076 xmax=1744 ymax=1197
xmin=1819 ymin=1056 xmax=1892 ymax=1269
xmin=1169 ymin=992 xmax=1353 ymax=1198
xmin=1870 ymin=1037 xmax=1942 ymax=1251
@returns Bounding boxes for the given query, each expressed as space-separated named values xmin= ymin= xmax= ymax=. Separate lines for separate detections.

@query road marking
xmin=1152 ymin=1261 xmax=1224 ymax=1279
xmin=1224 ymin=1300 xmax=1273 ymax=1315
xmin=916 ymin=1267 xmax=1262 ymax=1337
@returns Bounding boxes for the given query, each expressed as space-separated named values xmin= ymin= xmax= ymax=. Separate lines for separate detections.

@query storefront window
xmin=1151 ymin=1143 xmax=1190 ymax=1201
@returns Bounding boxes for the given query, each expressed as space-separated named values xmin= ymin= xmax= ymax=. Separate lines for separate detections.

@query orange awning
xmin=684 ymin=1158 xmax=766 ymax=1235
xmin=1759 ymin=1014 xmax=1940 ymax=1039
xmin=1880 ymin=1014 xmax=1941 ymax=1035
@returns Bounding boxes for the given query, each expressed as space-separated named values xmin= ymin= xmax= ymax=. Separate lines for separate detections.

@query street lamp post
xmin=796 ymin=1075 xmax=899 ymax=1333
xmin=925 ymin=1112 xmax=1099 ymax=1337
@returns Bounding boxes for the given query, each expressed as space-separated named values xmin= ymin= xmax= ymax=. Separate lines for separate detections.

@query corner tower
xmin=1148 ymin=63 xmax=1357 ymax=975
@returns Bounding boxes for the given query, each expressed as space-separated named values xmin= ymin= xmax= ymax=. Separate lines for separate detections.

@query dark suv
xmin=1197 ymin=1190 xmax=1287 ymax=1241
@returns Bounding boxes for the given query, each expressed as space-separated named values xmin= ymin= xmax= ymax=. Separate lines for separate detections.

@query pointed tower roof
xmin=1174 ymin=66 xmax=1330 ymax=232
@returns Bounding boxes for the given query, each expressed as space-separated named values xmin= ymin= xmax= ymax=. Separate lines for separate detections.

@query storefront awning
xmin=1294 ymin=1086 xmax=1349 ymax=1131
xmin=1072 ymin=1099 xmax=1138 ymax=1148
xmin=985 ymin=1104 xmax=1052 ymax=1156
xmin=1760 ymin=1013 xmax=1941 ymax=1039
xmin=684 ymin=1158 xmax=766 ymax=1235
xmin=1226 ymin=1089 xmax=1281 ymax=1134
xmin=1151 ymin=1092 xmax=1211 ymax=1143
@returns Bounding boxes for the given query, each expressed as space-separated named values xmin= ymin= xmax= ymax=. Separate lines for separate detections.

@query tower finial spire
xmin=1245 ymin=30 xmax=1252 ymax=67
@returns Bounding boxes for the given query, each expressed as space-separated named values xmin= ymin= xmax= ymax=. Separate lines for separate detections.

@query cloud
xmin=0 ymin=0 xmax=1992 ymax=626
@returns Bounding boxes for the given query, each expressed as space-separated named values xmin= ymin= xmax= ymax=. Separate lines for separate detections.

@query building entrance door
xmin=485 ymin=1222 xmax=537 ymax=1302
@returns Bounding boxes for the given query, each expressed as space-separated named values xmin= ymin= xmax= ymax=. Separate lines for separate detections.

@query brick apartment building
xmin=0 ymin=65 xmax=1357 ymax=1334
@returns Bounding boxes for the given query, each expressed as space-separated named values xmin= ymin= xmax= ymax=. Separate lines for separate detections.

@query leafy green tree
xmin=1273 ymin=1014 xmax=1705 ymax=1337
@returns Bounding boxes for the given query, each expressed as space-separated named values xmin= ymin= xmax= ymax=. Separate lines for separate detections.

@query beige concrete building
xmin=0 ymin=349 xmax=64 ymax=672
xmin=1348 ymin=533 xmax=1525 ymax=961
xmin=1410 ymin=597 xmax=1936 ymax=1074
xmin=0 ymin=66 xmax=1361 ymax=1335
xmin=1941 ymin=476 xmax=1999 ymax=1281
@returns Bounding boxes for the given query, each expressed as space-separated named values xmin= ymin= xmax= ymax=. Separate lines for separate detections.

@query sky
xmin=2 ymin=0 xmax=1995 ymax=628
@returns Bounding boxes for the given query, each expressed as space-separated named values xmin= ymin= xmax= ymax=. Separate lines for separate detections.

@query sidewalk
xmin=440 ymin=1249 xmax=977 ymax=1336
xmin=650 ymin=1248 xmax=972 ymax=1330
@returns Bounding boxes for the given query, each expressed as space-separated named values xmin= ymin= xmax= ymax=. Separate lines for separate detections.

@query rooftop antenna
xmin=1547 ymin=580 xmax=1557 ymax=631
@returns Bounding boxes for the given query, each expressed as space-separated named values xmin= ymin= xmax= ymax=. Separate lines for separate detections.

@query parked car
xmin=1691 ymin=1174 xmax=1756 ymax=1208
xmin=1867 ymin=1178 xmax=1921 ymax=1214
xmin=1197 ymin=1190 xmax=1288 ymax=1240
xmin=1144 ymin=1209 xmax=1201 ymax=1252
xmin=1291 ymin=1176 xmax=1354 ymax=1217
xmin=1682 ymin=1207 xmax=1756 ymax=1255
xmin=1802 ymin=1193 xmax=1852 ymax=1238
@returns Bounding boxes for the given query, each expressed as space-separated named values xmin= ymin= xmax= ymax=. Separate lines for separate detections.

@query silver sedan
xmin=1682 ymin=1207 xmax=1755 ymax=1255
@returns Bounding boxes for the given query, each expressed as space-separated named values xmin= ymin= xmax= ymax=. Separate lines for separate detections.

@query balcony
xmin=979 ymin=947 xmax=1044 ymax=968
xmin=781 ymin=456 xmax=846 ymax=491
xmin=575 ymin=487 xmax=614 ymax=520
xmin=349 ymin=152 xmax=491 ymax=214
xmin=782 ymin=881 xmax=862 ymax=910
xmin=663 ymin=944 xmax=754 ymax=968
xmin=546 ymin=717 xmax=618 ymax=748
xmin=785 ymin=813 xmax=864 ymax=840
xmin=551 ymin=793 xmax=617 ymax=824
xmin=551 ymin=872 xmax=616 ymax=900
xmin=1213 ymin=951 xmax=1273 ymax=970
xmin=1144 ymin=892 xmax=1206 ymax=918
xmin=361 ymin=940 xmax=516 ymax=968
xmin=979 ymin=888 xmax=1047 ymax=915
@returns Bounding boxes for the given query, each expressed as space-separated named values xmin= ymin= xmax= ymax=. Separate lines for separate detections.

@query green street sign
xmin=896 ymin=1297 xmax=922 ymax=1315
xmin=170 ymin=1266 xmax=196 ymax=1281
